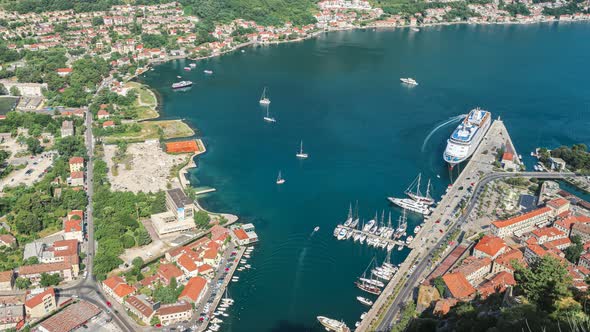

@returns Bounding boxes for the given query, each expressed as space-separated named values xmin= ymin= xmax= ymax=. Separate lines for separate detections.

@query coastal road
xmin=375 ymin=171 xmax=579 ymax=331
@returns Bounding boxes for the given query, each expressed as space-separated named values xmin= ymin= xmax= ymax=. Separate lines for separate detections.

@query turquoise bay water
xmin=139 ymin=22 xmax=590 ymax=331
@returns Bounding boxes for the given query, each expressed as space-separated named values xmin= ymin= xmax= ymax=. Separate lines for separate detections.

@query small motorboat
xmin=314 ymin=226 xmax=320 ymax=232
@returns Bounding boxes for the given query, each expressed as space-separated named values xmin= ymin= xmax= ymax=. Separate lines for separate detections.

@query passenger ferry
xmin=443 ymin=108 xmax=491 ymax=168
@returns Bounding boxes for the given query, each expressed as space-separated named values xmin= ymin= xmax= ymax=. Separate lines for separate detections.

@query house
xmin=25 ymin=287 xmax=56 ymax=318
xmin=56 ymin=68 xmax=72 ymax=77
xmin=442 ymin=272 xmax=476 ymax=300
xmin=555 ymin=215 xmax=590 ymax=236
xmin=156 ymin=301 xmax=192 ymax=326
xmin=546 ymin=197 xmax=570 ymax=216
xmin=197 ymin=264 xmax=214 ymax=278
xmin=477 ymin=271 xmax=516 ymax=299
xmin=97 ymin=109 xmax=110 ymax=119
xmin=61 ymin=120 xmax=74 ymax=137
xmin=491 ymin=207 xmax=553 ymax=237
xmin=18 ymin=259 xmax=78 ymax=284
xmin=473 ymin=235 xmax=507 ymax=259
xmin=571 ymin=223 xmax=590 ymax=243
xmin=102 ymin=120 xmax=115 ymax=128
xmin=69 ymin=171 xmax=84 ymax=186
xmin=178 ymin=276 xmax=207 ymax=304
xmin=102 ymin=276 xmax=136 ymax=304
xmin=524 ymin=244 xmax=548 ymax=263
xmin=151 ymin=188 xmax=198 ymax=235
xmin=579 ymin=252 xmax=590 ymax=270
xmin=549 ymin=157 xmax=567 ymax=171
xmin=230 ymin=224 xmax=259 ymax=246
xmin=0 ymin=234 xmax=16 ymax=248
xmin=157 ymin=263 xmax=184 ymax=286
xmin=125 ymin=294 xmax=157 ymax=325
xmin=24 ymin=236 xmax=78 ymax=264
xmin=69 ymin=157 xmax=84 ymax=172
xmin=0 ymin=270 xmax=14 ymax=291
xmin=530 ymin=227 xmax=566 ymax=245
xmin=202 ymin=245 xmax=219 ymax=267
xmin=64 ymin=210 xmax=84 ymax=242
xmin=454 ymin=256 xmax=492 ymax=285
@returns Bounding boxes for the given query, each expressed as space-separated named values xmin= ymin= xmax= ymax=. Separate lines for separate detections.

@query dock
xmin=335 ymin=225 xmax=409 ymax=250
xmin=356 ymin=118 xmax=515 ymax=331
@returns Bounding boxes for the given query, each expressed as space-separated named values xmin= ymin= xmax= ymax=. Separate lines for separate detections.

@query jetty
xmin=335 ymin=224 xmax=409 ymax=250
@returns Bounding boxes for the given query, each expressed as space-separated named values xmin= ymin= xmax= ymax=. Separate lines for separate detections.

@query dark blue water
xmin=139 ymin=22 xmax=590 ymax=331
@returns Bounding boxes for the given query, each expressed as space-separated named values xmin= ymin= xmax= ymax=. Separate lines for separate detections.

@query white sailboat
xmin=296 ymin=140 xmax=308 ymax=159
xmin=276 ymin=171 xmax=285 ymax=185
xmin=404 ymin=173 xmax=435 ymax=205
xmin=263 ymin=105 xmax=276 ymax=123
xmin=259 ymin=87 xmax=271 ymax=105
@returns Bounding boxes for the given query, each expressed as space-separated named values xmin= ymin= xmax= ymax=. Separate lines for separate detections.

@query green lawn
xmin=104 ymin=120 xmax=194 ymax=144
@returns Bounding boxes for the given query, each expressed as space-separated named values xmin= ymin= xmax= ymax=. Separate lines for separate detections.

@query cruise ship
xmin=443 ymin=108 xmax=491 ymax=168
xmin=317 ymin=316 xmax=351 ymax=332
xmin=387 ymin=197 xmax=431 ymax=215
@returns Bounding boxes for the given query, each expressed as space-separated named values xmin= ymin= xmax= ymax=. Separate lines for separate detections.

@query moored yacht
xmin=414 ymin=225 xmax=422 ymax=234
xmin=276 ymin=171 xmax=285 ymax=185
xmin=263 ymin=105 xmax=276 ymax=123
xmin=404 ymin=173 xmax=435 ymax=206
xmin=296 ymin=140 xmax=308 ymax=159
xmin=317 ymin=316 xmax=351 ymax=332
xmin=387 ymin=197 xmax=431 ymax=215
xmin=356 ymin=296 xmax=374 ymax=306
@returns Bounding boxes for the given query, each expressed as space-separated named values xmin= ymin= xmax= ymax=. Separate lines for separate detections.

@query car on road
xmin=106 ymin=301 xmax=112 ymax=307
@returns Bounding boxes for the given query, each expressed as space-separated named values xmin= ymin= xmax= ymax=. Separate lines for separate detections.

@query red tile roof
xmin=64 ymin=218 xmax=82 ymax=233
xmin=125 ymin=295 xmax=154 ymax=318
xmin=0 ymin=234 xmax=16 ymax=245
xmin=103 ymin=276 xmax=135 ymax=298
xmin=103 ymin=120 xmax=115 ymax=127
xmin=526 ymin=244 xmax=547 ymax=258
xmin=69 ymin=157 xmax=84 ymax=165
xmin=547 ymin=197 xmax=569 ymax=209
xmin=25 ymin=287 xmax=55 ymax=309
xmin=0 ymin=270 xmax=13 ymax=283
xmin=156 ymin=301 xmax=192 ymax=316
xmin=474 ymin=235 xmax=506 ymax=257
xmin=157 ymin=264 xmax=183 ymax=283
xmin=502 ymin=152 xmax=514 ymax=161
xmin=492 ymin=207 xmax=551 ymax=228
xmin=532 ymin=227 xmax=565 ymax=239
xmin=203 ymin=248 xmax=217 ymax=260
xmin=179 ymin=276 xmax=207 ymax=302
xmin=555 ymin=215 xmax=590 ymax=231
xmin=433 ymin=298 xmax=458 ymax=316
xmin=197 ymin=264 xmax=213 ymax=273
xmin=19 ymin=261 xmax=71 ymax=275
xmin=542 ymin=237 xmax=571 ymax=250
xmin=478 ymin=271 xmax=515 ymax=298
xmin=442 ymin=272 xmax=476 ymax=299
xmin=70 ymin=171 xmax=84 ymax=179
xmin=56 ymin=68 xmax=72 ymax=73
xmin=97 ymin=110 xmax=109 ymax=116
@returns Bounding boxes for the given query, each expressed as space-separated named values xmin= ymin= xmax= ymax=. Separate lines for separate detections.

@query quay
xmin=356 ymin=118 xmax=516 ymax=331
xmin=196 ymin=246 xmax=247 ymax=332
xmin=337 ymin=225 xmax=409 ymax=250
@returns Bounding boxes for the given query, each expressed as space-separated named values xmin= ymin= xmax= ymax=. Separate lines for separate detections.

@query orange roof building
xmin=478 ymin=271 xmax=516 ymax=299
xmin=102 ymin=276 xmax=136 ymax=303
xmin=491 ymin=207 xmax=552 ymax=237
xmin=473 ymin=235 xmax=507 ymax=259
xmin=179 ymin=276 xmax=207 ymax=303
xmin=157 ymin=263 xmax=183 ymax=285
xmin=166 ymin=140 xmax=199 ymax=153
xmin=442 ymin=272 xmax=476 ymax=300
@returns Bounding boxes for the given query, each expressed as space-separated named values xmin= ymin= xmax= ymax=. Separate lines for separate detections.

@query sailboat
xmin=263 ymin=105 xmax=276 ymax=123
xmin=296 ymin=140 xmax=308 ymax=159
xmin=343 ymin=203 xmax=353 ymax=227
xmin=276 ymin=171 xmax=285 ymax=184
xmin=394 ymin=209 xmax=407 ymax=239
xmin=404 ymin=173 xmax=435 ymax=206
xmin=259 ymin=87 xmax=271 ymax=105
xmin=355 ymin=258 xmax=382 ymax=295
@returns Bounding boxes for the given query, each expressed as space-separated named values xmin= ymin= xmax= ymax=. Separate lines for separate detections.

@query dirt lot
xmin=103 ymin=140 xmax=189 ymax=193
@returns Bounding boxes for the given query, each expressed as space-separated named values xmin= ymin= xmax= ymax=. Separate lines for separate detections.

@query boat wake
xmin=421 ymin=114 xmax=467 ymax=152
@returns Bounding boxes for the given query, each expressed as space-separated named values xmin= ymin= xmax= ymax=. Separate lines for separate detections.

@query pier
xmin=356 ymin=119 xmax=517 ymax=331
xmin=336 ymin=225 xmax=409 ymax=250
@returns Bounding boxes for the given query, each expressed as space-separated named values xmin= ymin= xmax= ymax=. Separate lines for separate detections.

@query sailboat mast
xmin=416 ymin=173 xmax=422 ymax=196
xmin=387 ymin=212 xmax=392 ymax=228
xmin=300 ymin=140 xmax=303 ymax=154
xmin=426 ymin=178 xmax=432 ymax=199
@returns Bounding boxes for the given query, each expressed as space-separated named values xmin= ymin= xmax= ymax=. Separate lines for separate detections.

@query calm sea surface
xmin=139 ymin=22 xmax=590 ymax=331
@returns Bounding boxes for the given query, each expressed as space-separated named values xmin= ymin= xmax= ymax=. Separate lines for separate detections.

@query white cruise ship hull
xmin=443 ymin=109 xmax=491 ymax=167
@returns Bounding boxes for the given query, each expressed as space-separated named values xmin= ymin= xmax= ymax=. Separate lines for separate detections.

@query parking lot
xmin=0 ymin=151 xmax=56 ymax=190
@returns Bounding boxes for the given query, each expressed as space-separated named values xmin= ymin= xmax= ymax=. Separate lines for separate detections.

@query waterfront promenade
xmin=356 ymin=119 xmax=515 ymax=331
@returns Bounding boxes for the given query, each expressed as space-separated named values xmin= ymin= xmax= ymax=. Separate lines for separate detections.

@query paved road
xmin=375 ymin=171 xmax=579 ymax=331
xmin=57 ymin=110 xmax=135 ymax=332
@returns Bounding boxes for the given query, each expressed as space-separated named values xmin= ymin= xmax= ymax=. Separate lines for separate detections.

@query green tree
xmin=433 ymin=276 xmax=446 ymax=297
xmin=26 ymin=137 xmax=43 ymax=155
xmin=194 ymin=210 xmax=210 ymax=228
xmin=0 ymin=83 xmax=7 ymax=95
xmin=15 ymin=277 xmax=31 ymax=289
xmin=132 ymin=256 xmax=144 ymax=269
xmin=565 ymin=235 xmax=584 ymax=263
xmin=150 ymin=315 xmax=161 ymax=326
xmin=40 ymin=273 xmax=61 ymax=287
xmin=514 ymin=256 xmax=572 ymax=312
xmin=9 ymin=86 xmax=20 ymax=96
